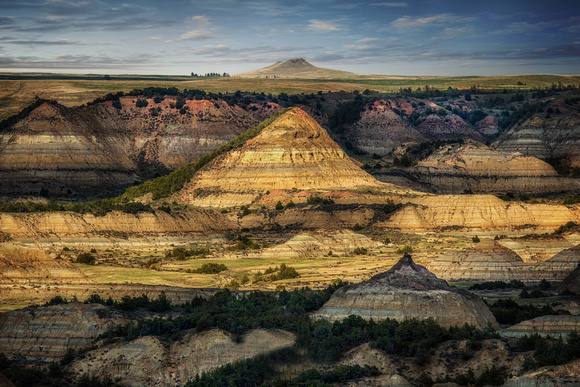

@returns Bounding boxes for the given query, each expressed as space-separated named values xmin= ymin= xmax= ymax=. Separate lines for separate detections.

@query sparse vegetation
xmin=75 ymin=252 xmax=96 ymax=265
xmin=192 ymin=263 xmax=228 ymax=274
xmin=396 ymin=245 xmax=414 ymax=254
xmin=306 ymin=195 xmax=335 ymax=205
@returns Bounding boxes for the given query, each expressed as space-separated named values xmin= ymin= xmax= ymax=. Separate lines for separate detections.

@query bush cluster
xmin=165 ymin=246 xmax=210 ymax=260
xmin=306 ymin=195 xmax=335 ymax=205
xmin=192 ymin=263 xmax=228 ymax=274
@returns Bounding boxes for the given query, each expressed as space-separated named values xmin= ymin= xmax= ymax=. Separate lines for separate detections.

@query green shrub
xmin=472 ymin=235 xmax=480 ymax=243
xmin=306 ymin=195 xmax=335 ymax=205
xmin=76 ymin=252 xmax=95 ymax=265
xmin=135 ymin=98 xmax=148 ymax=107
xmin=352 ymin=247 xmax=368 ymax=255
xmin=193 ymin=263 xmax=227 ymax=274
xmin=275 ymin=201 xmax=283 ymax=210
xmin=396 ymin=245 xmax=414 ymax=254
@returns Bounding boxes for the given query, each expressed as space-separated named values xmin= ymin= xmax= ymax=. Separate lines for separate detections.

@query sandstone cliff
xmin=350 ymin=100 xmax=424 ymax=155
xmin=313 ymin=254 xmax=499 ymax=329
xmin=0 ymin=245 xmax=89 ymax=285
xmin=386 ymin=195 xmax=579 ymax=231
xmin=557 ymin=262 xmax=580 ymax=295
xmin=0 ymin=98 xmax=258 ymax=197
xmin=501 ymin=315 xmax=580 ymax=339
xmin=494 ymin=98 xmax=580 ymax=167
xmin=427 ymin=239 xmax=528 ymax=282
xmin=67 ymin=328 xmax=295 ymax=386
xmin=0 ymin=303 xmax=127 ymax=362
xmin=503 ymin=359 xmax=580 ymax=387
xmin=172 ymin=108 xmax=404 ymax=207
xmin=411 ymin=141 xmax=579 ymax=194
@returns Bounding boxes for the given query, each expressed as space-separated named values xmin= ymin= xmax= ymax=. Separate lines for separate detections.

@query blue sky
xmin=0 ymin=0 xmax=579 ymax=76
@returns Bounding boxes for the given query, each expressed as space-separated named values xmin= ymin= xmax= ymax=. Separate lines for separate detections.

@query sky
xmin=0 ymin=0 xmax=579 ymax=76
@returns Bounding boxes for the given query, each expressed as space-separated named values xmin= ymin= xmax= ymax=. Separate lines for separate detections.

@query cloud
xmin=392 ymin=13 xmax=477 ymax=28
xmin=371 ymin=2 xmax=408 ymax=7
xmin=0 ymin=53 xmax=157 ymax=69
xmin=176 ymin=29 xmax=215 ymax=41
xmin=0 ymin=37 xmax=78 ymax=45
xmin=188 ymin=15 xmax=210 ymax=25
xmin=307 ymin=19 xmax=348 ymax=32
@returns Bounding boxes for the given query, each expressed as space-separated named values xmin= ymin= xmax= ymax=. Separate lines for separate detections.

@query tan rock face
xmin=0 ymin=246 xmax=89 ymax=285
xmin=412 ymin=141 xmax=579 ymax=194
xmin=417 ymin=114 xmax=483 ymax=141
xmin=558 ymin=263 xmax=580 ymax=295
xmin=67 ymin=328 xmax=295 ymax=386
xmin=173 ymin=108 xmax=388 ymax=207
xmin=387 ymin=195 xmax=579 ymax=231
xmin=428 ymin=240 xmax=580 ymax=282
xmin=314 ymin=255 xmax=498 ymax=329
xmin=494 ymin=100 xmax=580 ymax=166
xmin=504 ymin=359 xmax=580 ymax=387
xmin=501 ymin=315 xmax=580 ymax=339
xmin=428 ymin=239 xmax=527 ymax=281
xmin=0 ymin=303 xmax=127 ymax=361
xmin=0 ymin=98 xmax=258 ymax=197
xmin=351 ymin=101 xmax=425 ymax=155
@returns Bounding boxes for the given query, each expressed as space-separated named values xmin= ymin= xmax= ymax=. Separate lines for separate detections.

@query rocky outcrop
xmin=428 ymin=239 xmax=528 ymax=281
xmin=503 ymin=359 xmax=580 ymax=387
xmin=173 ymin=108 xmax=402 ymax=207
xmin=0 ymin=303 xmax=127 ymax=361
xmin=313 ymin=254 xmax=498 ymax=329
xmin=494 ymin=99 xmax=580 ymax=167
xmin=350 ymin=100 xmax=424 ymax=155
xmin=0 ymin=98 xmax=259 ymax=197
xmin=67 ymin=328 xmax=295 ymax=386
xmin=416 ymin=114 xmax=483 ymax=141
xmin=0 ymin=246 xmax=89 ymax=285
xmin=386 ymin=195 xmax=580 ymax=231
xmin=501 ymin=315 xmax=580 ymax=339
xmin=428 ymin=239 xmax=580 ymax=282
xmin=557 ymin=263 xmax=580 ymax=295
xmin=0 ymin=283 xmax=221 ymax=313
xmin=410 ymin=141 xmax=579 ymax=194
xmin=255 ymin=230 xmax=383 ymax=259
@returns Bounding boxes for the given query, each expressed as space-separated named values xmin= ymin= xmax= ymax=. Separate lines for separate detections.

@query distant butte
xmin=233 ymin=58 xmax=360 ymax=79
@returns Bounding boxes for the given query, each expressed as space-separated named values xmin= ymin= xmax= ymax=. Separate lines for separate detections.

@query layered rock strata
xmin=557 ymin=263 xmax=580 ymax=295
xmin=494 ymin=99 xmax=580 ymax=167
xmin=411 ymin=141 xmax=579 ymax=194
xmin=503 ymin=359 xmax=580 ymax=387
xmin=350 ymin=100 xmax=424 ymax=155
xmin=501 ymin=315 xmax=580 ymax=339
xmin=0 ymin=303 xmax=127 ymax=361
xmin=428 ymin=239 xmax=528 ymax=281
xmin=173 ymin=108 xmax=403 ymax=207
xmin=0 ymin=246 xmax=89 ymax=285
xmin=0 ymin=99 xmax=258 ymax=197
xmin=313 ymin=254 xmax=499 ymax=329
xmin=388 ymin=195 xmax=579 ymax=231
xmin=67 ymin=328 xmax=295 ymax=385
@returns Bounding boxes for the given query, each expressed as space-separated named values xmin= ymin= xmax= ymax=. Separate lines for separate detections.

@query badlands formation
xmin=0 ymin=97 xmax=258 ymax=197
xmin=314 ymin=254 xmax=499 ymax=329
xmin=172 ymin=107 xmax=401 ymax=207
xmin=0 ymin=100 xmax=580 ymax=385
xmin=411 ymin=141 xmax=579 ymax=194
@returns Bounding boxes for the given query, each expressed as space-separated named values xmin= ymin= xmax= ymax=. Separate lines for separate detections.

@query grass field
xmin=1 ymin=73 xmax=579 ymax=120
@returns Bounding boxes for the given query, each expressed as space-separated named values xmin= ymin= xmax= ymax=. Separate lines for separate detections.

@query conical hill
xmin=173 ymin=108 xmax=392 ymax=206
xmin=313 ymin=254 xmax=499 ymax=329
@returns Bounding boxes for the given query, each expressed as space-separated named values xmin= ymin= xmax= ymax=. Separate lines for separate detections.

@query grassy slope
xmin=116 ymin=107 xmax=292 ymax=202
